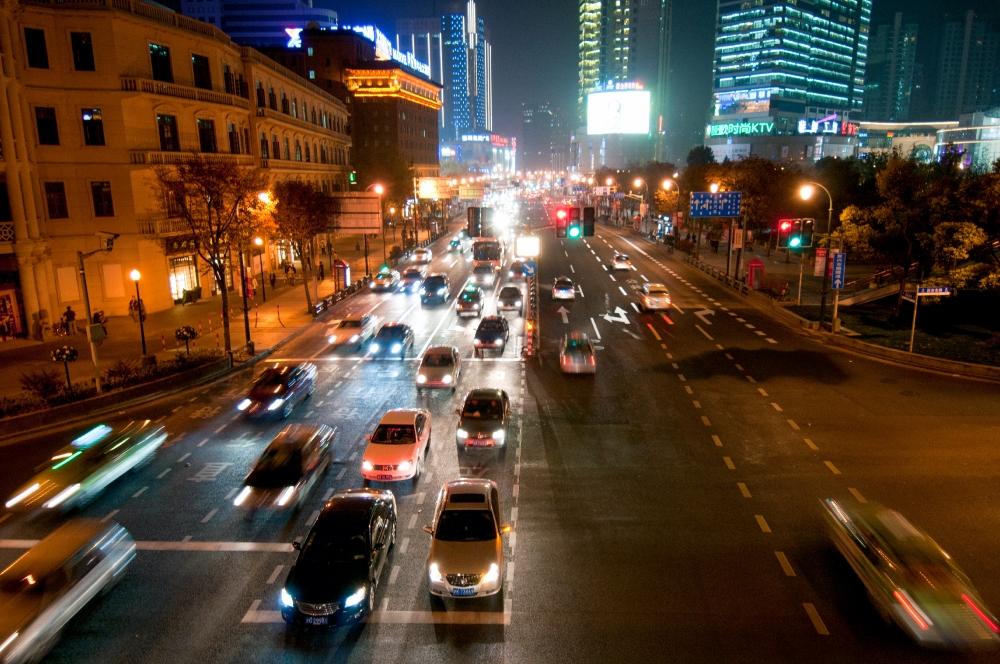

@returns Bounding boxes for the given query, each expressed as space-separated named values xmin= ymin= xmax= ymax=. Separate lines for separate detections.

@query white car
xmin=639 ymin=283 xmax=671 ymax=311
xmin=412 ymin=247 xmax=432 ymax=264
xmin=416 ymin=345 xmax=461 ymax=391
xmin=552 ymin=277 xmax=575 ymax=300
xmin=611 ymin=253 xmax=632 ymax=270
xmin=361 ymin=409 xmax=431 ymax=486
xmin=328 ymin=313 xmax=377 ymax=350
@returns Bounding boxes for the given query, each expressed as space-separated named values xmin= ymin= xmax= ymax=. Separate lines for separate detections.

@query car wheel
xmin=388 ymin=522 xmax=396 ymax=550
xmin=498 ymin=445 xmax=507 ymax=460
xmin=429 ymin=592 xmax=445 ymax=610
xmin=367 ymin=580 xmax=376 ymax=615
xmin=411 ymin=460 xmax=421 ymax=486
xmin=362 ymin=479 xmax=370 ymax=488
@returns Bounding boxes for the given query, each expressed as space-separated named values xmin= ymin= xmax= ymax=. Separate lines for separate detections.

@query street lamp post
xmin=363 ymin=184 xmax=384 ymax=277
xmin=662 ymin=178 xmax=678 ymax=244
xmin=129 ymin=270 xmax=146 ymax=356
xmin=633 ymin=178 xmax=648 ymax=233
xmin=253 ymin=237 xmax=266 ymax=302
xmin=800 ymin=182 xmax=834 ymax=328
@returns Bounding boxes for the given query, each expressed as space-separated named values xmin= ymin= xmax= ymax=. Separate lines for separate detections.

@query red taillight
xmin=962 ymin=594 xmax=1000 ymax=632
xmin=561 ymin=356 xmax=569 ymax=365
xmin=588 ymin=356 xmax=595 ymax=365
xmin=894 ymin=590 xmax=930 ymax=630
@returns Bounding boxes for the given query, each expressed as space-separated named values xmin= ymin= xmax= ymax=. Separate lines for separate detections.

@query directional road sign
xmin=602 ymin=306 xmax=629 ymax=324
xmin=689 ymin=192 xmax=743 ymax=218
xmin=917 ymin=286 xmax=952 ymax=296
xmin=831 ymin=252 xmax=847 ymax=290
xmin=694 ymin=309 xmax=715 ymax=325
xmin=521 ymin=260 xmax=537 ymax=277
xmin=901 ymin=292 xmax=916 ymax=303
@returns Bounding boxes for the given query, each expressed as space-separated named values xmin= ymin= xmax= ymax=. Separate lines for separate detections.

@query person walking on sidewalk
xmin=269 ymin=272 xmax=276 ymax=290
xmin=64 ymin=306 xmax=78 ymax=335
xmin=318 ymin=262 xmax=325 ymax=281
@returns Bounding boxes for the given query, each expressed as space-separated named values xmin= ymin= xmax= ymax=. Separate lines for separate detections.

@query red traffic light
xmin=779 ymin=221 xmax=793 ymax=232
xmin=556 ymin=209 xmax=568 ymax=220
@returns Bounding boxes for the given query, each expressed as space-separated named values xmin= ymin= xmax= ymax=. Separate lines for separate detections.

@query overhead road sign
xmin=690 ymin=192 xmax=742 ymax=218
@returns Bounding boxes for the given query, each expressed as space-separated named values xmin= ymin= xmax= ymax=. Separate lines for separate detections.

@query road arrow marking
xmin=602 ymin=306 xmax=629 ymax=324
xmin=694 ymin=309 xmax=715 ymax=325
xmin=557 ymin=306 xmax=570 ymax=324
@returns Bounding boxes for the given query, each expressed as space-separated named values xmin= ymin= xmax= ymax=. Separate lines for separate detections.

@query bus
xmin=472 ymin=238 xmax=504 ymax=269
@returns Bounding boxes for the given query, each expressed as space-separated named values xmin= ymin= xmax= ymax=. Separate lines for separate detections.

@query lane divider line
xmin=787 ymin=419 xmax=800 ymax=430
xmin=755 ymin=515 xmax=772 ymax=533
xmin=758 ymin=388 xmax=769 ymax=397
xmin=804 ymin=438 xmax=819 ymax=451
xmin=824 ymin=461 xmax=842 ymax=475
xmin=100 ymin=510 xmax=119 ymax=523
xmin=746 ymin=376 xmax=757 ymax=383
xmin=712 ymin=435 xmax=722 ymax=447
xmin=723 ymin=457 xmax=736 ymax=470
xmin=849 ymin=488 xmax=868 ymax=503
xmin=266 ymin=565 xmax=284 ymax=584
xmin=132 ymin=487 xmax=148 ymax=498
xmin=775 ymin=552 xmax=796 ymax=576
xmin=201 ymin=508 xmax=218 ymax=523
xmin=738 ymin=483 xmax=751 ymax=498
xmin=804 ymin=604 xmax=830 ymax=635
xmin=695 ymin=325 xmax=714 ymax=341
xmin=771 ymin=403 xmax=783 ymax=412
xmin=701 ymin=416 xmax=712 ymax=426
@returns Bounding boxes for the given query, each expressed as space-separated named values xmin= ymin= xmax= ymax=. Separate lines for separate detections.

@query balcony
xmin=255 ymin=107 xmax=350 ymax=144
xmin=121 ymin=77 xmax=250 ymax=111
xmin=137 ymin=215 xmax=189 ymax=236
xmin=129 ymin=151 xmax=256 ymax=167
xmin=259 ymin=159 xmax=348 ymax=173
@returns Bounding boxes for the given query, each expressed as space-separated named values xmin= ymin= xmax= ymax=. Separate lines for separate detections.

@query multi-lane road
xmin=2 ymin=206 xmax=1000 ymax=663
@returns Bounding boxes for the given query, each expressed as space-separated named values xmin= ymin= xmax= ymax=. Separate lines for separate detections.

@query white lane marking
xmin=849 ymin=488 xmax=868 ymax=503
xmin=197 ymin=438 xmax=209 ymax=447
xmin=755 ymin=331 xmax=767 ymax=336
xmin=723 ymin=457 xmax=736 ymax=470
xmin=416 ymin=493 xmax=426 ymax=505
xmin=349 ymin=451 xmax=357 ymax=461
xmin=672 ymin=363 xmax=679 ymax=369
xmin=564 ymin=251 xmax=568 ymax=257
xmin=225 ymin=488 xmax=238 ymax=500
xmin=213 ymin=425 xmax=226 ymax=434
xmin=201 ymin=508 xmax=219 ymax=523
xmin=695 ymin=325 xmax=714 ymax=341
xmin=788 ymin=420 xmax=800 ymax=430
xmin=712 ymin=435 xmax=722 ymax=447
xmin=804 ymin=438 xmax=819 ymax=451
xmin=771 ymin=403 xmax=783 ymax=412
xmin=735 ymin=364 xmax=744 ymax=371
xmin=824 ymin=461 xmax=842 ymax=475
xmin=618 ymin=286 xmax=628 ymax=296
xmin=746 ymin=376 xmax=757 ymax=383
xmin=766 ymin=338 xmax=778 ymax=344
xmin=242 ymin=608 xmax=511 ymax=625
xmin=408 ymin=514 xmax=418 ymax=529
xmin=755 ymin=515 xmax=772 ymax=533
xmin=738 ymin=483 xmax=751 ymax=498
xmin=775 ymin=552 xmax=796 ymax=576
xmin=745 ymin=324 xmax=756 ymax=329
xmin=678 ymin=374 xmax=686 ymax=381
xmin=178 ymin=453 xmax=191 ymax=463
xmin=168 ymin=432 xmax=185 ymax=443
xmin=132 ymin=487 xmax=148 ymax=498
xmin=590 ymin=317 xmax=602 ymax=339
xmin=804 ymin=604 xmax=830 ymax=635
xmin=416 ymin=294 xmax=459 ymax=358
xmin=701 ymin=416 xmax=711 ymax=426
xmin=758 ymin=388 xmax=769 ymax=397
xmin=725 ymin=354 xmax=733 ymax=360
xmin=631 ymin=302 xmax=641 ymax=313
xmin=327 ymin=390 xmax=334 ymax=396
xmin=389 ymin=565 xmax=401 ymax=585
xmin=157 ymin=468 xmax=172 ymax=479
xmin=336 ymin=467 xmax=347 ymax=480
xmin=684 ymin=385 xmax=692 ymax=394
xmin=692 ymin=401 xmax=701 ymax=409
xmin=400 ymin=537 xmax=410 ymax=555
xmin=100 ymin=510 xmax=119 ymax=523
xmin=242 ymin=600 xmax=262 ymax=623
xmin=322 ymin=488 xmax=334 ymax=501
xmin=306 ymin=510 xmax=320 ymax=526
xmin=736 ymin=318 xmax=746 ymax=322
xmin=672 ymin=302 xmax=685 ymax=314
xmin=267 ymin=565 xmax=284 ymax=584
xmin=154 ymin=415 xmax=167 ymax=424
xmin=608 ymin=275 xmax=616 ymax=282
xmin=570 ymin=265 xmax=575 ymax=273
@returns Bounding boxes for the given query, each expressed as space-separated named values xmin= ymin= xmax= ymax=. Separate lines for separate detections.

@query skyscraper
xmin=522 ymin=103 xmax=570 ymax=172
xmin=180 ymin=0 xmax=337 ymax=48
xmin=933 ymin=11 xmax=1000 ymax=120
xmin=865 ymin=13 xmax=919 ymax=122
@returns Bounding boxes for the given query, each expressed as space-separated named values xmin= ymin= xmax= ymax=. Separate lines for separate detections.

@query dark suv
xmin=473 ymin=316 xmax=509 ymax=357
xmin=420 ymin=273 xmax=451 ymax=305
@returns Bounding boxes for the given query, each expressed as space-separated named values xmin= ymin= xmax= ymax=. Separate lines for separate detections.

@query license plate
xmin=451 ymin=587 xmax=476 ymax=596
xmin=376 ymin=474 xmax=394 ymax=481
xmin=471 ymin=440 xmax=492 ymax=447
xmin=305 ymin=616 xmax=328 ymax=625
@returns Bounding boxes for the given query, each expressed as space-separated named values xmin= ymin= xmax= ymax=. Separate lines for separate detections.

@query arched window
xmin=259 ymin=131 xmax=268 ymax=159
xmin=295 ymin=140 xmax=302 ymax=161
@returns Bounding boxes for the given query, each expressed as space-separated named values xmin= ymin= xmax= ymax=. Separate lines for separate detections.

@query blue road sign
xmin=831 ymin=252 xmax=847 ymax=290
xmin=901 ymin=292 xmax=916 ymax=302
xmin=917 ymin=286 xmax=952 ymax=296
xmin=521 ymin=260 xmax=538 ymax=277
xmin=689 ymin=191 xmax=743 ymax=218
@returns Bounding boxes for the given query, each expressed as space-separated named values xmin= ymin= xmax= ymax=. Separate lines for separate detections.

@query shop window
xmin=157 ymin=114 xmax=179 ymax=151
xmin=169 ymin=255 xmax=200 ymax=302
xmin=82 ymin=109 xmax=105 ymax=146
xmin=91 ymin=182 xmax=114 ymax=217
xmin=24 ymin=28 xmax=48 ymax=69
xmin=71 ymin=32 xmax=95 ymax=71
xmin=45 ymin=182 xmax=68 ymax=219
xmin=149 ymin=44 xmax=173 ymax=83
xmin=35 ymin=107 xmax=59 ymax=145
xmin=197 ymin=118 xmax=216 ymax=153
xmin=192 ymin=54 xmax=212 ymax=90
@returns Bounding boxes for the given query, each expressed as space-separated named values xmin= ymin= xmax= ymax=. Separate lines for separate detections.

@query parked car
xmin=233 ymin=424 xmax=336 ymax=512
xmin=455 ymin=388 xmax=510 ymax=455
xmin=237 ymin=364 xmax=317 ymax=419
xmin=473 ymin=316 xmax=509 ymax=357
xmin=328 ymin=314 xmax=377 ymax=350
xmin=416 ymin=346 xmax=461 ymax=391
xmin=360 ymin=409 xmax=431 ymax=486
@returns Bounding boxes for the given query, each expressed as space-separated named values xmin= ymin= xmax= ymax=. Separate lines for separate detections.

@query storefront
xmin=0 ymin=254 xmax=26 ymax=337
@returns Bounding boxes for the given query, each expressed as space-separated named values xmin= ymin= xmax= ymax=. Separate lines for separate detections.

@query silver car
xmin=559 ymin=332 xmax=596 ymax=374
xmin=416 ymin=346 xmax=461 ymax=391
xmin=328 ymin=313 xmax=377 ymax=350
xmin=0 ymin=519 xmax=136 ymax=664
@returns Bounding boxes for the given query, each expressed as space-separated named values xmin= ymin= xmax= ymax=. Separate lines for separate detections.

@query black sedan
xmin=473 ymin=316 xmax=509 ymax=357
xmin=455 ymin=388 xmax=510 ymax=456
xmin=233 ymin=424 xmax=336 ymax=512
xmin=280 ymin=489 xmax=396 ymax=625
xmin=237 ymin=364 xmax=317 ymax=419
xmin=369 ymin=323 xmax=414 ymax=358
xmin=496 ymin=286 xmax=523 ymax=315
xmin=420 ymin=273 xmax=451 ymax=305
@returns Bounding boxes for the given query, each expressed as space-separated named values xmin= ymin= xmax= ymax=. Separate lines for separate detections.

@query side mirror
xmin=291 ymin=541 xmax=301 ymax=550
xmin=365 ymin=434 xmax=372 ymax=441
xmin=501 ymin=525 xmax=512 ymax=534
xmin=423 ymin=525 xmax=433 ymax=535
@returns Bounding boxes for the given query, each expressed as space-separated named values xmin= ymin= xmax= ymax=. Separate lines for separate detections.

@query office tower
xmin=180 ymin=0 xmax=337 ymax=48
xmin=522 ymin=104 xmax=570 ymax=172
xmin=865 ymin=13 xmax=918 ymax=122
xmin=934 ymin=11 xmax=1000 ymax=119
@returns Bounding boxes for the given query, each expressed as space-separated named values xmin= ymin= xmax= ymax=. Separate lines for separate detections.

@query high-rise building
xmin=179 ymin=0 xmax=337 ymax=48
xmin=522 ymin=104 xmax=570 ymax=172
xmin=933 ymin=11 xmax=1000 ymax=120
xmin=864 ymin=13 xmax=918 ymax=122
xmin=705 ymin=0 xmax=871 ymax=163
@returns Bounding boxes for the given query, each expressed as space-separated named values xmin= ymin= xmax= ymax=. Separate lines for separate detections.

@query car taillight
xmin=589 ymin=356 xmax=596 ymax=365
xmin=561 ymin=356 xmax=568 ymax=365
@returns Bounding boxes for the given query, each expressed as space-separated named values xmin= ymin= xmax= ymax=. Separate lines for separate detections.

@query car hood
xmin=459 ymin=418 xmax=503 ymax=436
xmin=364 ymin=442 xmax=418 ymax=464
xmin=428 ymin=538 xmax=500 ymax=575
xmin=418 ymin=366 xmax=455 ymax=380
xmin=285 ymin=560 xmax=368 ymax=604
xmin=248 ymin=386 xmax=286 ymax=401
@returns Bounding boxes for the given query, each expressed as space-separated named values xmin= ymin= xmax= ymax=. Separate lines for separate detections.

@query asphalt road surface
xmin=2 ymin=208 xmax=1000 ymax=663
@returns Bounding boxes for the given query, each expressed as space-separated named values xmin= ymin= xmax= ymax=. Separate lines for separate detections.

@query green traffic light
xmin=789 ymin=237 xmax=802 ymax=248
xmin=568 ymin=226 xmax=581 ymax=238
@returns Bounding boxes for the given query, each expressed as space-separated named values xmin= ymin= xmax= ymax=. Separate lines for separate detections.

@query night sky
xmin=326 ymin=0 xmax=996 ymax=164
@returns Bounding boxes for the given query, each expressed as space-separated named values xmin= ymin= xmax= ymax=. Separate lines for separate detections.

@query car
xmin=822 ymin=499 xmax=1000 ymax=649
xmin=508 ymin=260 xmax=525 ymax=279
xmin=473 ymin=316 xmax=509 ymax=357
xmin=470 ymin=263 xmax=498 ymax=287
xmin=449 ymin=237 xmax=462 ymax=252
xmin=4 ymin=422 xmax=167 ymax=514
xmin=412 ymin=247 xmax=432 ymax=264
xmin=233 ymin=425 xmax=336 ymax=512
xmin=416 ymin=346 xmax=461 ymax=391
xmin=369 ymin=268 xmax=400 ymax=292
xmin=424 ymin=479 xmax=510 ymax=601
xmin=360 ymin=409 xmax=432 ymax=485
xmin=559 ymin=332 xmax=596 ymax=374
xmin=420 ymin=273 xmax=451 ymax=305
xmin=279 ymin=489 xmax=396 ymax=625
xmin=369 ymin=323 xmax=414 ymax=358
xmin=238 ymin=363 xmax=317 ymax=419
xmin=552 ymin=276 xmax=575 ymax=300
xmin=398 ymin=267 xmax=425 ymax=294
xmin=496 ymin=286 xmax=523 ymax=315
xmin=0 ymin=519 xmax=136 ymax=663
xmin=328 ymin=313 xmax=377 ymax=350
xmin=455 ymin=389 xmax=510 ymax=455
xmin=456 ymin=285 xmax=485 ymax=317
xmin=611 ymin=253 xmax=632 ymax=270
xmin=639 ymin=283 xmax=671 ymax=312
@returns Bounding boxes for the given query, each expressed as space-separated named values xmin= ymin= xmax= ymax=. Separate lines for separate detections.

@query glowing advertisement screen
xmin=587 ymin=91 xmax=650 ymax=135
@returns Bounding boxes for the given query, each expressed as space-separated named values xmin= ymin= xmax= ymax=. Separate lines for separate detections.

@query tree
xmin=153 ymin=157 xmax=270 ymax=352
xmin=686 ymin=146 xmax=716 ymax=168
xmin=271 ymin=180 xmax=331 ymax=312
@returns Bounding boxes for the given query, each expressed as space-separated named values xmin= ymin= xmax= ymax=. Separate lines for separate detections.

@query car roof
xmin=268 ymin=424 xmax=333 ymax=449
xmin=424 ymin=345 xmax=456 ymax=356
xmin=378 ymin=322 xmax=408 ymax=330
xmin=341 ymin=313 xmax=367 ymax=322
xmin=479 ymin=315 xmax=505 ymax=325
xmin=554 ymin=276 xmax=573 ymax=282
xmin=0 ymin=519 xmax=119 ymax=582
xmin=441 ymin=479 xmax=496 ymax=510
xmin=465 ymin=388 xmax=506 ymax=400
xmin=565 ymin=331 xmax=591 ymax=343
xmin=377 ymin=408 xmax=424 ymax=425
xmin=402 ymin=268 xmax=422 ymax=276
xmin=499 ymin=286 xmax=520 ymax=293
xmin=425 ymin=272 xmax=447 ymax=279
xmin=646 ymin=283 xmax=667 ymax=290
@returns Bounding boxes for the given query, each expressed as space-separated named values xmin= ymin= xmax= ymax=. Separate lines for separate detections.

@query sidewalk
xmin=0 ymin=219 xmax=462 ymax=400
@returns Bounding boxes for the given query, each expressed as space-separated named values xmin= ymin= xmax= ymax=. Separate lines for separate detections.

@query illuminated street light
xmin=253 ymin=237 xmax=267 ymax=302
xmin=709 ymin=182 xmax=720 ymax=193
xmin=799 ymin=184 xmax=816 ymax=201
xmin=605 ymin=177 xmax=613 ymax=186
xmin=129 ymin=270 xmax=146 ymax=355
xmin=798 ymin=181 xmax=835 ymax=327
xmin=257 ymin=191 xmax=271 ymax=204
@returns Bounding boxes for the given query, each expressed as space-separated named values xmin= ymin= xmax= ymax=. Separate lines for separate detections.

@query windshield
xmin=375 ymin=327 xmax=405 ymax=341
xmin=371 ymin=424 xmax=416 ymax=444
xmin=647 ymin=287 xmax=667 ymax=295
xmin=424 ymin=277 xmax=446 ymax=288
xmin=478 ymin=322 xmax=504 ymax=334
xmin=423 ymin=353 xmax=454 ymax=367
xmin=338 ymin=320 xmax=362 ymax=329
xmin=459 ymin=291 xmax=480 ymax=302
xmin=473 ymin=265 xmax=494 ymax=275
xmin=247 ymin=447 xmax=303 ymax=487
xmin=253 ymin=369 xmax=287 ymax=388
xmin=555 ymin=280 xmax=573 ymax=288
xmin=463 ymin=398 xmax=503 ymax=419
xmin=435 ymin=509 xmax=497 ymax=542
xmin=402 ymin=270 xmax=422 ymax=279
xmin=301 ymin=527 xmax=368 ymax=563
xmin=500 ymin=288 xmax=520 ymax=298
xmin=565 ymin=338 xmax=591 ymax=351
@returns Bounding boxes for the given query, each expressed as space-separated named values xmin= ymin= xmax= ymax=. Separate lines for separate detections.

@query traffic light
xmin=583 ymin=207 xmax=595 ymax=236
xmin=777 ymin=219 xmax=794 ymax=248
xmin=468 ymin=207 xmax=482 ymax=237
xmin=790 ymin=218 xmax=815 ymax=248
xmin=555 ymin=208 xmax=568 ymax=238
xmin=349 ymin=171 xmax=357 ymax=184
xmin=567 ymin=207 xmax=582 ymax=238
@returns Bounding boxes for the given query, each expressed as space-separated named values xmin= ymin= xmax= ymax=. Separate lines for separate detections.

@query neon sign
xmin=798 ymin=115 xmax=839 ymax=135
xmin=285 ymin=28 xmax=303 ymax=49
xmin=347 ymin=25 xmax=431 ymax=78
xmin=709 ymin=121 xmax=774 ymax=137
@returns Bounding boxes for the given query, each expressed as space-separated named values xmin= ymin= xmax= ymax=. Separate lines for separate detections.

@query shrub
xmin=0 ymin=393 xmax=45 ymax=418
xmin=388 ymin=245 xmax=404 ymax=263
xmin=758 ymin=276 xmax=790 ymax=301
xmin=20 ymin=370 xmax=65 ymax=400
xmin=677 ymin=240 xmax=695 ymax=254
xmin=105 ymin=359 xmax=141 ymax=388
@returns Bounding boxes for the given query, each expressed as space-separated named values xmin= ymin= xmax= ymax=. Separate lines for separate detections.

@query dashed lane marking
xmin=755 ymin=331 xmax=767 ymax=336
xmin=242 ymin=608 xmax=511 ymax=625
xmin=306 ymin=510 xmax=320 ymax=526
xmin=389 ymin=565 xmax=401 ymax=585
xmin=400 ymin=538 xmax=410 ymax=555
xmin=755 ymin=515 xmax=772 ymax=533
xmin=678 ymin=374 xmax=686 ymax=381
xmin=201 ymin=508 xmax=219 ymax=523
xmin=775 ymin=552 xmax=796 ymax=576
xmin=692 ymin=401 xmax=701 ymax=409
xmin=100 ymin=510 xmax=119 ymax=523
xmin=849 ymin=488 xmax=868 ymax=504
xmin=758 ymin=388 xmax=769 ymax=397
xmin=824 ymin=461 xmax=842 ymax=475
xmin=178 ymin=453 xmax=191 ymax=463
xmin=788 ymin=420 xmax=800 ymax=430
xmin=619 ymin=286 xmax=628 ymax=296
xmin=157 ymin=468 xmax=172 ymax=479
xmin=746 ymin=376 xmax=756 ymax=383
xmin=659 ymin=313 xmax=674 ymax=325
xmin=804 ymin=604 xmax=830 ymax=635
xmin=408 ymin=514 xmax=418 ymax=529
xmin=266 ymin=565 xmax=284 ymax=584
xmin=197 ymin=438 xmax=209 ymax=447
xmin=695 ymin=325 xmax=714 ymax=341
xmin=214 ymin=425 xmax=226 ymax=434
xmin=712 ymin=435 xmax=722 ymax=447
xmin=766 ymin=338 xmax=778 ymax=344
xmin=804 ymin=438 xmax=819 ymax=451
xmin=771 ymin=403 xmax=783 ymax=412
xmin=701 ymin=416 xmax=711 ymax=426
xmin=725 ymin=354 xmax=733 ymax=360
xmin=735 ymin=364 xmax=744 ymax=371
xmin=684 ymin=386 xmax=693 ymax=394
xmin=723 ymin=457 xmax=736 ymax=470
xmin=738 ymin=483 xmax=751 ymax=498
xmin=132 ymin=487 xmax=148 ymax=498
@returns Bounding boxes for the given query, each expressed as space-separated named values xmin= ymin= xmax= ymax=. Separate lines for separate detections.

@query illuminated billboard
xmin=587 ymin=91 xmax=650 ymax=135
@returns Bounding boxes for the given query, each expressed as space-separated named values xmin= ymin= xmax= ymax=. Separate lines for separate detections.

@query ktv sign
xmin=709 ymin=121 xmax=775 ymax=137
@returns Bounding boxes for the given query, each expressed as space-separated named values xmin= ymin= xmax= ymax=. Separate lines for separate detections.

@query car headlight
xmin=429 ymin=563 xmax=444 ymax=583
xmin=349 ymin=335 xmax=360 ymax=342
xmin=268 ymin=398 xmax=285 ymax=411
xmin=43 ymin=483 xmax=80 ymax=509
xmin=442 ymin=374 xmax=452 ymax=384
xmin=369 ymin=282 xmax=376 ymax=288
xmin=233 ymin=486 xmax=252 ymax=506
xmin=398 ymin=460 xmax=411 ymax=471
xmin=276 ymin=486 xmax=296 ymax=506
xmin=419 ymin=287 xmax=426 ymax=294
xmin=474 ymin=339 xmax=483 ymax=345
xmin=391 ymin=343 xmax=402 ymax=353
xmin=6 ymin=483 xmax=40 ymax=508
xmin=494 ymin=339 xmax=503 ymax=345
xmin=280 ymin=587 xmax=294 ymax=608
xmin=438 ymin=287 xmax=447 ymax=295
xmin=344 ymin=587 xmax=366 ymax=608
xmin=328 ymin=335 xmax=338 ymax=343
xmin=237 ymin=399 xmax=252 ymax=411
xmin=456 ymin=429 xmax=468 ymax=438
xmin=472 ymin=303 xmax=479 ymax=309
xmin=416 ymin=374 xmax=427 ymax=384
xmin=493 ymin=430 xmax=505 ymax=441
xmin=482 ymin=563 xmax=499 ymax=584
xmin=370 ymin=343 xmax=380 ymax=352
xmin=515 ymin=300 xmax=522 ymax=306
xmin=362 ymin=460 xmax=374 ymax=471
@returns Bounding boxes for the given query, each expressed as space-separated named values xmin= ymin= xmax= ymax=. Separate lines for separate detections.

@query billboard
xmin=328 ymin=193 xmax=382 ymax=231
xmin=417 ymin=177 xmax=453 ymax=200
xmin=587 ymin=91 xmax=650 ymax=135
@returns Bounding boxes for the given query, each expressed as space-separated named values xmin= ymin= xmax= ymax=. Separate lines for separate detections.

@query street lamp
xmin=709 ymin=182 xmax=720 ymax=194
xmin=633 ymin=178 xmax=648 ymax=233
xmin=253 ymin=237 xmax=267 ymax=302
xmin=662 ymin=179 xmax=679 ymax=242
xmin=605 ymin=177 xmax=613 ymax=186
xmin=129 ymin=269 xmax=146 ymax=356
xmin=364 ymin=183 xmax=385 ymax=277
xmin=800 ymin=182 xmax=835 ymax=328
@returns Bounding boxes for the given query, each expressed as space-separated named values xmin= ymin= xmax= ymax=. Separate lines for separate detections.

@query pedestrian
xmin=269 ymin=272 xmax=276 ymax=289
xmin=128 ymin=296 xmax=139 ymax=322
xmin=0 ymin=315 xmax=8 ymax=342
xmin=318 ymin=262 xmax=325 ymax=281
xmin=64 ymin=305 xmax=78 ymax=335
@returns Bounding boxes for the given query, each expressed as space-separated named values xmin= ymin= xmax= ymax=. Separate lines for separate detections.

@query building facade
xmin=933 ymin=11 xmax=1000 ymax=120
xmin=179 ymin=0 xmax=337 ymax=48
xmin=857 ymin=120 xmax=955 ymax=162
xmin=0 ymin=0 xmax=351 ymax=339
xmin=864 ymin=13 xmax=918 ymax=122
xmin=439 ymin=133 xmax=515 ymax=177
xmin=522 ymin=103 xmax=570 ymax=172
xmin=935 ymin=111 xmax=1000 ymax=171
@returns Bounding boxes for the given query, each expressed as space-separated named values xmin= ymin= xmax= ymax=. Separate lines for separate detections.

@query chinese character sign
xmin=689 ymin=192 xmax=743 ymax=218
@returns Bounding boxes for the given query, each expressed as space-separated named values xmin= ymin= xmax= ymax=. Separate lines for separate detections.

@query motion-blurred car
xmin=449 ymin=237 xmax=462 ymax=252
xmin=416 ymin=346 xmax=461 ymax=391
xmin=822 ymin=498 xmax=1000 ymax=649
xmin=456 ymin=285 xmax=485 ymax=318
xmin=4 ymin=422 xmax=167 ymax=513
xmin=496 ymin=286 xmax=523 ymax=315
xmin=369 ymin=268 xmax=400 ymax=292
xmin=559 ymin=332 xmax=596 ymax=375
xmin=412 ymin=247 xmax=432 ymax=264
xmin=0 ymin=520 xmax=136 ymax=664
xmin=473 ymin=316 xmax=509 ymax=357
xmin=455 ymin=389 xmax=510 ymax=454
xmin=611 ymin=253 xmax=632 ymax=270
xmin=420 ymin=274 xmax=451 ymax=305
xmin=360 ymin=409 xmax=431 ymax=486
xmin=398 ymin=267 xmax=425 ymax=294
xmin=369 ymin=323 xmax=414 ymax=358
xmin=238 ymin=363 xmax=317 ymax=419
xmin=233 ymin=424 xmax=336 ymax=512
xmin=279 ymin=489 xmax=396 ymax=625
xmin=551 ymin=277 xmax=575 ymax=300
xmin=470 ymin=264 xmax=498 ymax=287
xmin=328 ymin=313 xmax=377 ymax=350
xmin=508 ymin=260 xmax=525 ymax=279
xmin=425 ymin=479 xmax=510 ymax=600
xmin=639 ymin=283 xmax=671 ymax=312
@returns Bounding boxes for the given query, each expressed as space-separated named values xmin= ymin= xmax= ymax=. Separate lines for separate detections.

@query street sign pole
xmin=909 ymin=294 xmax=919 ymax=353
xmin=831 ymin=252 xmax=847 ymax=331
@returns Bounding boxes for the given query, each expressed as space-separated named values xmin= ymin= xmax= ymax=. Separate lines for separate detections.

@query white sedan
xmin=639 ymin=283 xmax=671 ymax=311
xmin=552 ymin=277 xmax=575 ymax=300
xmin=412 ymin=248 xmax=432 ymax=264
xmin=611 ymin=253 xmax=632 ymax=270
